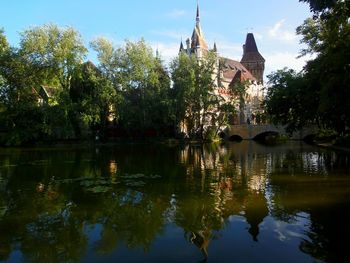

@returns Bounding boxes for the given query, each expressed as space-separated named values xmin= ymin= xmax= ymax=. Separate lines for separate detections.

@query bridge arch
xmin=253 ymin=131 xmax=281 ymax=141
xmin=229 ymin=134 xmax=244 ymax=141
xmin=223 ymin=124 xmax=318 ymax=141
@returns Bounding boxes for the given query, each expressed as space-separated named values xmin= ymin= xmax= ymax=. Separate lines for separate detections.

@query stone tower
xmin=240 ymin=33 xmax=265 ymax=84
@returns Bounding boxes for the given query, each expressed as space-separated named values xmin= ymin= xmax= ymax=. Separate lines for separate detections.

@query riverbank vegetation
xmin=0 ymin=25 xmax=237 ymax=146
xmin=265 ymin=0 xmax=350 ymax=143
xmin=1 ymin=0 xmax=348 ymax=146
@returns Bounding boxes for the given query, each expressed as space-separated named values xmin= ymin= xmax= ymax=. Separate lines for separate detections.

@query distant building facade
xmin=179 ymin=3 xmax=266 ymax=125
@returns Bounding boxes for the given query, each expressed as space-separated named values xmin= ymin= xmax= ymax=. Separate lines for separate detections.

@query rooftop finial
xmin=196 ymin=0 xmax=200 ymax=23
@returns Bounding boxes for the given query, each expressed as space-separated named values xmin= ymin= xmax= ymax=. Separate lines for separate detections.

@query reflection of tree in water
xmin=0 ymin=142 xmax=348 ymax=262
xmin=299 ymin=203 xmax=350 ymax=263
xmin=267 ymin=146 xmax=350 ymax=262
xmin=175 ymin=142 xmax=270 ymax=259
xmin=92 ymin=190 xmax=169 ymax=253
xmin=0 ymin=148 xmax=169 ymax=261
xmin=0 ymin=144 xmax=270 ymax=260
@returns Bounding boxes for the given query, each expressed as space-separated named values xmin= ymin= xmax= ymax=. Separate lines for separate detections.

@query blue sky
xmin=1 ymin=0 xmax=312 ymax=76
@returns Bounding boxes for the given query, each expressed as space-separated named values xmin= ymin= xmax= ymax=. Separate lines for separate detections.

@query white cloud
xmin=150 ymin=29 xmax=189 ymax=40
xmin=264 ymin=52 xmax=313 ymax=76
xmin=212 ymin=41 xmax=242 ymax=60
xmin=166 ymin=9 xmax=187 ymax=19
xmin=204 ymin=32 xmax=244 ymax=59
xmin=269 ymin=19 xmax=285 ymax=37
xmin=268 ymin=19 xmax=298 ymax=43
xmin=150 ymin=42 xmax=180 ymax=65
xmin=254 ymin=32 xmax=263 ymax=40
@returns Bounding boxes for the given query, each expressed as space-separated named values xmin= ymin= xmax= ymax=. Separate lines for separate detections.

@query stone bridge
xmin=220 ymin=124 xmax=318 ymax=140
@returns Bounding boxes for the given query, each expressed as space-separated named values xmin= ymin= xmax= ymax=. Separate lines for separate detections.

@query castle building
xmin=179 ymin=3 xmax=266 ymax=125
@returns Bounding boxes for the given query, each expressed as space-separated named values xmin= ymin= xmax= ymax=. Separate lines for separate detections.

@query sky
xmin=1 ymin=0 xmax=313 ymax=77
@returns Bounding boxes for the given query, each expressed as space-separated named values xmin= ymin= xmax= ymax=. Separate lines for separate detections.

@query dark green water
xmin=0 ymin=141 xmax=349 ymax=263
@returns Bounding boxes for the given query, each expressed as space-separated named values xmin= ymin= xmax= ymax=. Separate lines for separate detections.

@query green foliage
xmin=19 ymin=24 xmax=87 ymax=90
xmin=265 ymin=1 xmax=350 ymax=135
xmin=230 ymin=81 xmax=249 ymax=124
xmin=171 ymin=51 xmax=231 ymax=139
xmin=299 ymin=0 xmax=338 ymax=14
xmin=92 ymin=38 xmax=173 ymax=134
xmin=265 ymin=69 xmax=316 ymax=133
xmin=70 ymin=61 xmax=117 ymax=138
xmin=0 ymin=98 xmax=44 ymax=146
xmin=117 ymin=39 xmax=173 ymax=131
xmin=0 ymin=28 xmax=9 ymax=54
xmin=0 ymin=24 xmax=235 ymax=144
xmin=297 ymin=1 xmax=350 ymax=134
xmin=0 ymin=24 xmax=88 ymax=144
xmin=315 ymin=128 xmax=337 ymax=142
xmin=90 ymin=37 xmax=119 ymax=83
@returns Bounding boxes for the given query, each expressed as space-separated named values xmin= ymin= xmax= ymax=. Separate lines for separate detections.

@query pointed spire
xmin=191 ymin=0 xmax=208 ymax=51
xmin=213 ymin=42 xmax=217 ymax=52
xmin=196 ymin=0 xmax=200 ymax=23
xmin=156 ymin=47 xmax=160 ymax=59
xmin=241 ymin=33 xmax=265 ymax=62
xmin=244 ymin=33 xmax=259 ymax=53
xmin=241 ymin=33 xmax=265 ymax=84
xmin=179 ymin=38 xmax=184 ymax=52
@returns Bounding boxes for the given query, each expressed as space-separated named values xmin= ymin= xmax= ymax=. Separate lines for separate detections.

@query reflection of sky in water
xmin=0 ymin=142 xmax=349 ymax=262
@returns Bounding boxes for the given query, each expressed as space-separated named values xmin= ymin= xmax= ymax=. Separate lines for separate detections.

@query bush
xmin=335 ymin=135 xmax=350 ymax=147
xmin=315 ymin=129 xmax=338 ymax=142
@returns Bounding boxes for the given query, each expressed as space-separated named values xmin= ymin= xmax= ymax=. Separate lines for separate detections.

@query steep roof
xmin=179 ymin=41 xmax=184 ymax=52
xmin=191 ymin=26 xmax=208 ymax=50
xmin=220 ymin=57 xmax=257 ymax=82
xmin=40 ymin=85 xmax=57 ymax=99
xmin=191 ymin=2 xmax=208 ymax=50
xmin=241 ymin=33 xmax=265 ymax=63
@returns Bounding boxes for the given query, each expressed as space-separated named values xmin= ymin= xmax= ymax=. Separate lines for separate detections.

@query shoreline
xmin=315 ymin=142 xmax=350 ymax=153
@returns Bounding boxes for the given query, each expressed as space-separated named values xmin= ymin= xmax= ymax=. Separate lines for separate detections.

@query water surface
xmin=0 ymin=141 xmax=349 ymax=262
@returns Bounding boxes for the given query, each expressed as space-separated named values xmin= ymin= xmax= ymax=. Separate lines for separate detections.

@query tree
xmin=0 ymin=28 xmax=9 ymax=54
xmin=230 ymin=81 xmax=249 ymax=124
xmin=171 ymin=51 xmax=225 ymax=139
xmin=92 ymin=38 xmax=173 ymax=135
xmin=70 ymin=61 xmax=117 ymax=138
xmin=170 ymin=52 xmax=196 ymax=135
xmin=19 ymin=24 xmax=87 ymax=91
xmin=0 ymin=28 xmax=9 ymax=111
xmin=90 ymin=37 xmax=119 ymax=84
xmin=0 ymin=25 xmax=89 ymax=144
xmin=266 ymin=1 xmax=350 ymax=135
xmin=0 ymin=29 xmax=47 ymax=145
xmin=265 ymin=68 xmax=317 ymax=133
xmin=299 ymin=0 xmax=337 ymax=13
xmin=297 ymin=0 xmax=350 ymax=134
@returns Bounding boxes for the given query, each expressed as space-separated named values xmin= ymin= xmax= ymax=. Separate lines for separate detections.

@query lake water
xmin=0 ymin=141 xmax=349 ymax=263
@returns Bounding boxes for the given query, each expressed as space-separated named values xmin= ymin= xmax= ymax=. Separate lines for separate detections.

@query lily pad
xmin=121 ymin=173 xmax=145 ymax=179
xmin=87 ymin=186 xmax=112 ymax=193
xmin=124 ymin=180 xmax=146 ymax=187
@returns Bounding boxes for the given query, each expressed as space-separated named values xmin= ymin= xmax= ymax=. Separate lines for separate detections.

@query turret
xmin=240 ymin=33 xmax=265 ymax=84
xmin=191 ymin=1 xmax=208 ymax=55
xmin=213 ymin=42 xmax=217 ymax=53
xmin=179 ymin=40 xmax=184 ymax=53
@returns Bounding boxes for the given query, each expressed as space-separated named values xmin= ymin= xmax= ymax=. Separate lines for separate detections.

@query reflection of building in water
xmin=177 ymin=142 xmax=334 ymax=247
xmin=244 ymin=191 xmax=269 ymax=241
xmin=109 ymin=160 xmax=118 ymax=174
xmin=190 ymin=229 xmax=211 ymax=259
